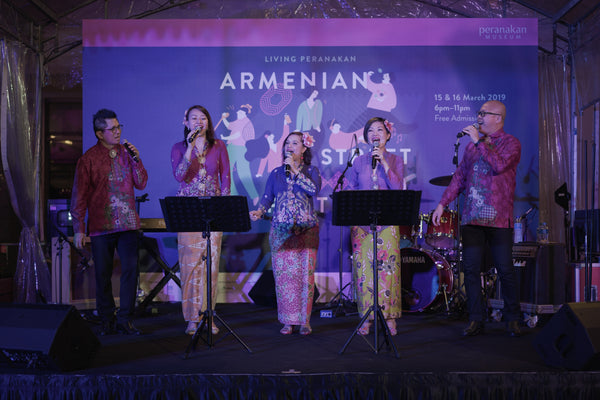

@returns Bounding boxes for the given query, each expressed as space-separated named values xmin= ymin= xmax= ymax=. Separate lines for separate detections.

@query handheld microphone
xmin=188 ymin=127 xmax=201 ymax=143
xmin=123 ymin=142 xmax=139 ymax=162
xmin=353 ymin=134 xmax=359 ymax=155
xmin=371 ymin=139 xmax=380 ymax=169
xmin=457 ymin=122 xmax=480 ymax=138
xmin=285 ymin=151 xmax=292 ymax=178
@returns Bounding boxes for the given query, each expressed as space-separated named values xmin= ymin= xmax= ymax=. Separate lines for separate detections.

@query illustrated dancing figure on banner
xmin=328 ymin=119 xmax=365 ymax=151
xmin=221 ymin=104 xmax=259 ymax=205
xmin=295 ymin=87 xmax=323 ymax=133
xmin=256 ymin=113 xmax=291 ymax=178
xmin=347 ymin=117 xmax=405 ymax=336
xmin=171 ymin=105 xmax=231 ymax=336
xmin=296 ymin=87 xmax=324 ymax=163
xmin=432 ymin=100 xmax=522 ymax=338
xmin=250 ymin=131 xmax=321 ymax=336
xmin=349 ymin=70 xmax=398 ymax=132
xmin=71 ymin=108 xmax=148 ymax=336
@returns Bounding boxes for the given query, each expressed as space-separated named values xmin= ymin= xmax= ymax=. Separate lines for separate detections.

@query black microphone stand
xmin=447 ymin=137 xmax=467 ymax=317
xmin=452 ymin=137 xmax=460 ymax=166
xmin=135 ymin=193 xmax=150 ymax=305
xmin=321 ymin=143 xmax=360 ymax=317
xmin=51 ymin=219 xmax=93 ymax=304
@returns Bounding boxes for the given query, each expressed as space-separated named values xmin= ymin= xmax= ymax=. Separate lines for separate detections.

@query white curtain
xmin=0 ymin=39 xmax=50 ymax=303
xmin=537 ymin=53 xmax=571 ymax=246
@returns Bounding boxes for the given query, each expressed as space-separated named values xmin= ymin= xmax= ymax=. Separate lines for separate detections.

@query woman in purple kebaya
xmin=171 ymin=105 xmax=231 ymax=336
xmin=347 ymin=117 xmax=405 ymax=337
xmin=250 ymin=131 xmax=321 ymax=336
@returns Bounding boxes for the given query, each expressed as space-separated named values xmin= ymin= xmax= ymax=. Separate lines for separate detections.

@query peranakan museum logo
xmin=479 ymin=24 xmax=528 ymax=41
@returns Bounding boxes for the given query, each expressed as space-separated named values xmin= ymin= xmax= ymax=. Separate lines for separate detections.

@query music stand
xmin=160 ymin=196 xmax=252 ymax=356
xmin=333 ymin=190 xmax=421 ymax=357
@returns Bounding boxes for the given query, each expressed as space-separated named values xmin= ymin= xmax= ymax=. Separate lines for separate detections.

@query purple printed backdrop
xmin=83 ymin=19 xmax=539 ymax=274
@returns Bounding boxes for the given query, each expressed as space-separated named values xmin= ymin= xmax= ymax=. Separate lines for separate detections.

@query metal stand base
xmin=184 ymin=309 xmax=252 ymax=357
xmin=339 ymin=305 xmax=399 ymax=358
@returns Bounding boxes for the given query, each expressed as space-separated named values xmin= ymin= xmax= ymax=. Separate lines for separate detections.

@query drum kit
xmin=400 ymin=175 xmax=466 ymax=315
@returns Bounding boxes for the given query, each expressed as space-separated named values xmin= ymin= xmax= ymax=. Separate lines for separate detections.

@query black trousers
xmin=461 ymin=225 xmax=520 ymax=322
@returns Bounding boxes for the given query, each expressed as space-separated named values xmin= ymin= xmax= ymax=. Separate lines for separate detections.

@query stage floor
xmin=2 ymin=302 xmax=600 ymax=399
xmin=1 ymin=301 xmax=558 ymax=374
xmin=91 ymin=302 xmax=549 ymax=374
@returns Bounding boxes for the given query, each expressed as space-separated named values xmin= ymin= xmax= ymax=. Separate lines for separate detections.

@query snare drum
xmin=426 ymin=209 xmax=457 ymax=249
xmin=401 ymin=247 xmax=453 ymax=312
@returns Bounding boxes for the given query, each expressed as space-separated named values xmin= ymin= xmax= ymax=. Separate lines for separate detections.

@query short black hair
xmin=93 ymin=109 xmax=118 ymax=132
xmin=363 ymin=116 xmax=391 ymax=143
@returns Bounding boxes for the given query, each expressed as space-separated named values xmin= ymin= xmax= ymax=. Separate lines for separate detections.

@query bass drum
xmin=401 ymin=247 xmax=453 ymax=312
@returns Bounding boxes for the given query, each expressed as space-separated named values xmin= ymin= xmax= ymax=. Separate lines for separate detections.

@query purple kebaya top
xmin=348 ymin=152 xmax=404 ymax=191
xmin=171 ymin=139 xmax=231 ymax=197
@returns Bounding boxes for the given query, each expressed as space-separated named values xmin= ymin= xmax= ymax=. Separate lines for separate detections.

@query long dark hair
xmin=281 ymin=131 xmax=312 ymax=165
xmin=363 ymin=116 xmax=391 ymax=144
xmin=183 ymin=105 xmax=216 ymax=148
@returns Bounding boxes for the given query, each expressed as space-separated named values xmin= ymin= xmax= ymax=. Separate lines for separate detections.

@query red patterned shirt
xmin=71 ymin=142 xmax=148 ymax=236
xmin=440 ymin=128 xmax=521 ymax=228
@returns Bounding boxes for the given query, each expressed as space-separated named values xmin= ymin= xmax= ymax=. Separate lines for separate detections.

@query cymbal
xmin=429 ymin=175 xmax=453 ymax=186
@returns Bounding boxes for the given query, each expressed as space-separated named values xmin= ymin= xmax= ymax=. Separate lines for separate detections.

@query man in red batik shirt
xmin=71 ymin=108 xmax=148 ymax=335
xmin=432 ymin=100 xmax=522 ymax=338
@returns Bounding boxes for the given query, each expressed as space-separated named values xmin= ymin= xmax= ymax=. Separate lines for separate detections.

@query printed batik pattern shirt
xmin=440 ymin=128 xmax=521 ymax=228
xmin=71 ymin=142 xmax=148 ymax=236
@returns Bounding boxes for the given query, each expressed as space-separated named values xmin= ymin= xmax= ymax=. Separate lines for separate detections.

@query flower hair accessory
xmin=383 ymin=119 xmax=394 ymax=133
xmin=302 ymin=132 xmax=315 ymax=148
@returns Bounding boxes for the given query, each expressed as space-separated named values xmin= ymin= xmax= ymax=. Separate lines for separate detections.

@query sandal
xmin=386 ymin=319 xmax=397 ymax=336
xmin=299 ymin=324 xmax=312 ymax=335
xmin=185 ymin=321 xmax=198 ymax=335
xmin=211 ymin=323 xmax=219 ymax=335
xmin=358 ymin=321 xmax=371 ymax=336
xmin=280 ymin=324 xmax=293 ymax=335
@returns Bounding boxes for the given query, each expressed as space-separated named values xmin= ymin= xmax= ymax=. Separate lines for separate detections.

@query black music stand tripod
xmin=160 ymin=196 xmax=253 ymax=356
xmin=321 ymin=146 xmax=360 ymax=317
xmin=333 ymin=190 xmax=421 ymax=357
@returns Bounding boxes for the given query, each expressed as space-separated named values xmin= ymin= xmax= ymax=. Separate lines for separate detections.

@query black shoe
xmin=116 ymin=321 xmax=142 ymax=335
xmin=462 ymin=321 xmax=484 ymax=336
xmin=100 ymin=320 xmax=115 ymax=336
xmin=507 ymin=320 xmax=522 ymax=337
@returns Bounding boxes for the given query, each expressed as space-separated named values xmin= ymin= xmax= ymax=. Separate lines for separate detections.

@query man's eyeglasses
xmin=103 ymin=124 xmax=123 ymax=134
xmin=477 ymin=111 xmax=501 ymax=117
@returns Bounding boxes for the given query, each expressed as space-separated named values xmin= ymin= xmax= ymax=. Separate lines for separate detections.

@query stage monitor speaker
xmin=0 ymin=303 xmax=100 ymax=371
xmin=512 ymin=243 xmax=568 ymax=305
xmin=249 ymin=270 xmax=320 ymax=308
xmin=534 ymin=302 xmax=600 ymax=370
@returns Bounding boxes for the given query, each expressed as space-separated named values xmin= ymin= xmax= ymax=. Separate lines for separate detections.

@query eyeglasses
xmin=477 ymin=111 xmax=501 ymax=117
xmin=103 ymin=124 xmax=123 ymax=134
xmin=103 ymin=124 xmax=123 ymax=133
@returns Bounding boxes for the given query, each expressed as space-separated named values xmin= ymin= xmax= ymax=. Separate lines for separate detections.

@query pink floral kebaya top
xmin=71 ymin=142 xmax=148 ymax=236
xmin=170 ymin=139 xmax=231 ymax=197
xmin=440 ymin=128 xmax=521 ymax=228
